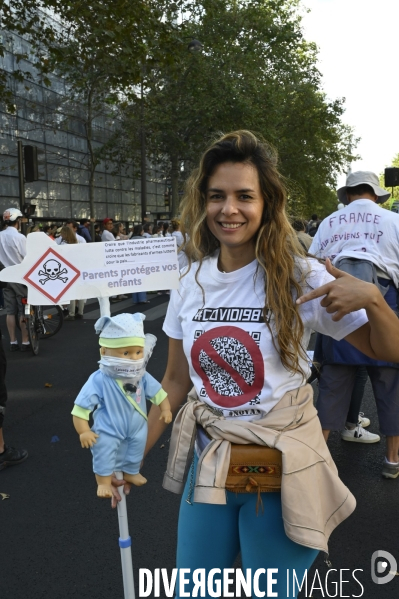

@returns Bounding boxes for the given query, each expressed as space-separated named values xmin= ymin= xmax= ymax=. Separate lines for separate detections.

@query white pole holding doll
xmin=115 ymin=468 xmax=135 ymax=599
xmin=99 ymin=295 xmax=134 ymax=598
xmin=103 ymin=297 xmax=134 ymax=598
xmin=71 ymin=307 xmax=172 ymax=599
xmin=0 ymin=233 xmax=179 ymax=599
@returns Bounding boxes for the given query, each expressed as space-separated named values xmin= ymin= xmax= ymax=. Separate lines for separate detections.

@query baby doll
xmin=72 ymin=312 xmax=172 ymax=498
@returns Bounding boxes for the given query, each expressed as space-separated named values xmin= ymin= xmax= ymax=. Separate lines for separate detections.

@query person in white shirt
xmin=56 ymin=227 xmax=86 ymax=319
xmin=113 ymin=222 xmax=131 ymax=240
xmin=170 ymin=218 xmax=184 ymax=247
xmin=111 ymin=132 xmax=399 ymax=595
xmin=0 ymin=210 xmax=29 ymax=466
xmin=0 ymin=208 xmax=30 ymax=352
xmin=162 ymin=222 xmax=172 ymax=237
xmin=310 ymin=172 xmax=399 ymax=285
xmin=142 ymin=223 xmax=152 ymax=238
xmin=309 ymin=171 xmax=399 ymax=478
xmin=151 ymin=224 xmax=163 ymax=237
xmin=101 ymin=218 xmax=115 ymax=242
xmin=55 ymin=220 xmax=86 ymax=244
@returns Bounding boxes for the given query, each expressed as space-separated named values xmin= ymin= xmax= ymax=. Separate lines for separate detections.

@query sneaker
xmin=382 ymin=461 xmax=399 ymax=479
xmin=358 ymin=412 xmax=370 ymax=428
xmin=20 ymin=343 xmax=31 ymax=352
xmin=64 ymin=314 xmax=75 ymax=321
xmin=341 ymin=425 xmax=380 ymax=443
xmin=9 ymin=343 xmax=19 ymax=352
xmin=75 ymin=314 xmax=83 ymax=319
xmin=0 ymin=446 xmax=29 ymax=471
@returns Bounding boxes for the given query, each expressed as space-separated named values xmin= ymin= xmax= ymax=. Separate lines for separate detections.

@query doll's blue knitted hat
xmin=95 ymin=313 xmax=146 ymax=348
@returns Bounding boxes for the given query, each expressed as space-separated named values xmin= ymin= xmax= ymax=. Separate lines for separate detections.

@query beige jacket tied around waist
xmin=163 ymin=384 xmax=356 ymax=553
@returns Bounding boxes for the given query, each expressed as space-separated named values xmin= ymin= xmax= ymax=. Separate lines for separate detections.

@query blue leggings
xmin=176 ymin=455 xmax=318 ymax=598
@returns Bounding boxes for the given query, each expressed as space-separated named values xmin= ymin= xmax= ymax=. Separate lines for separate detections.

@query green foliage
xmin=132 ymin=0 xmax=357 ymax=217
xmin=1 ymin=0 xmax=358 ymax=219
xmin=0 ymin=1 xmax=54 ymax=111
xmin=1 ymin=0 xmax=182 ymax=215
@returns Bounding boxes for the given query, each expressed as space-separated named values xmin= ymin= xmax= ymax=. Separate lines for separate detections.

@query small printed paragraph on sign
xmin=103 ymin=238 xmax=177 ymax=266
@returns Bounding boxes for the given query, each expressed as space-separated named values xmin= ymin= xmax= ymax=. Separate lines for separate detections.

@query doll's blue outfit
xmin=72 ymin=370 xmax=166 ymax=476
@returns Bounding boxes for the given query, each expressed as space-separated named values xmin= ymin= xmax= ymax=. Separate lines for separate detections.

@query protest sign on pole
xmin=0 ymin=233 xmax=179 ymax=304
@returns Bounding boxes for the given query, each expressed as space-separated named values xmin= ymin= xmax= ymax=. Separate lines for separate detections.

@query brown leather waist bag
xmin=225 ymin=444 xmax=282 ymax=495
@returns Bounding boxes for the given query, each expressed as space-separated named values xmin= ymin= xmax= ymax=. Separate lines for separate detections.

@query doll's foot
xmin=124 ymin=473 xmax=147 ymax=486
xmin=97 ymin=484 xmax=113 ymax=498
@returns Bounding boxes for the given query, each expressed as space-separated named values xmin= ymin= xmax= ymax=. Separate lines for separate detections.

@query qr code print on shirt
xmin=249 ymin=394 xmax=261 ymax=405
xmin=198 ymin=336 xmax=256 ymax=397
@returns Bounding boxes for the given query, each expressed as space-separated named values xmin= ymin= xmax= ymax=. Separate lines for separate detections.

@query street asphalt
xmin=0 ymin=295 xmax=398 ymax=599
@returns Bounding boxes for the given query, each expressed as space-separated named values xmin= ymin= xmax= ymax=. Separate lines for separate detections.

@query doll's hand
xmin=79 ymin=431 xmax=99 ymax=448
xmin=159 ymin=409 xmax=172 ymax=424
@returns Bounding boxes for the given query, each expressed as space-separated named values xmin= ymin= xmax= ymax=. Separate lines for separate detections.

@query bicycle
xmin=18 ymin=300 xmax=64 ymax=355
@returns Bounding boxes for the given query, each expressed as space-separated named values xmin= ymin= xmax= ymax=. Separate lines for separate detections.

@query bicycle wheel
xmin=26 ymin=306 xmax=40 ymax=355
xmin=41 ymin=305 xmax=64 ymax=338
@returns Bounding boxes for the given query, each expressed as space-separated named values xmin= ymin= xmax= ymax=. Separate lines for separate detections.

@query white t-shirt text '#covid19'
xmin=309 ymin=199 xmax=399 ymax=287
xmin=163 ymin=254 xmax=368 ymax=421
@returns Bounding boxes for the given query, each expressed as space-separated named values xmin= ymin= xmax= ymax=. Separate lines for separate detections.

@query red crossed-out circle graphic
xmin=191 ymin=325 xmax=264 ymax=408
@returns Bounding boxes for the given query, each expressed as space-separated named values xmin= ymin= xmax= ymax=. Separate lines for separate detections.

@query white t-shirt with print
xmin=309 ymin=199 xmax=399 ymax=287
xmin=163 ymin=254 xmax=368 ymax=421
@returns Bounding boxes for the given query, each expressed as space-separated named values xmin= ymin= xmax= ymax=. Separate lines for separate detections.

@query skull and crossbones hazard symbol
xmin=38 ymin=259 xmax=69 ymax=285
xmin=23 ymin=247 xmax=81 ymax=303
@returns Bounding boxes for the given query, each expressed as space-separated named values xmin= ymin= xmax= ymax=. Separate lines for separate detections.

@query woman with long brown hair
xmin=59 ymin=226 xmax=77 ymax=246
xmin=115 ymin=131 xmax=399 ymax=597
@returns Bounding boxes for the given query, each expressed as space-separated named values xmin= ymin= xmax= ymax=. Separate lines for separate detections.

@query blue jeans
xmin=132 ymin=291 xmax=147 ymax=303
xmin=175 ymin=455 xmax=318 ymax=598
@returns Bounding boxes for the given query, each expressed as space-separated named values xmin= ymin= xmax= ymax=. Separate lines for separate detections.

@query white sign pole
xmin=115 ymin=471 xmax=135 ymax=599
xmin=98 ymin=296 xmax=135 ymax=599
xmin=98 ymin=296 xmax=111 ymax=318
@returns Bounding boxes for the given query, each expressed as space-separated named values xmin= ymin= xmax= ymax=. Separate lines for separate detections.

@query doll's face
xmin=101 ymin=346 xmax=144 ymax=360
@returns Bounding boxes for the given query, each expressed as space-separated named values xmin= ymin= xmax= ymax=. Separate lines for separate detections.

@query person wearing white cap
xmin=0 ymin=208 xmax=31 ymax=352
xmin=309 ymin=171 xmax=399 ymax=479
xmin=71 ymin=313 xmax=172 ymax=497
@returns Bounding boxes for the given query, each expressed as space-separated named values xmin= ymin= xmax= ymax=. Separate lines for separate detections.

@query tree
xmin=1 ymin=0 xmax=183 ymax=219
xmin=128 ymin=0 xmax=357 ymax=218
xmin=0 ymin=1 xmax=58 ymax=112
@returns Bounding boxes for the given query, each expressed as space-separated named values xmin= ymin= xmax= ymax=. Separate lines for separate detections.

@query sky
xmin=301 ymin=0 xmax=399 ymax=187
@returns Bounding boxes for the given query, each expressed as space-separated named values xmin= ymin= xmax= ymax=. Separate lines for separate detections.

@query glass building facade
xmin=0 ymin=22 xmax=170 ymax=223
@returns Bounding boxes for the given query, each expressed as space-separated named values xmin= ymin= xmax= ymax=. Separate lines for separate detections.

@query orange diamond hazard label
xmin=23 ymin=248 xmax=81 ymax=303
